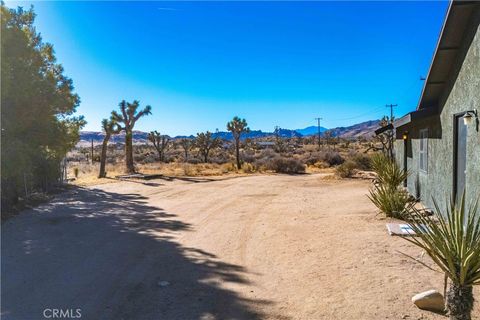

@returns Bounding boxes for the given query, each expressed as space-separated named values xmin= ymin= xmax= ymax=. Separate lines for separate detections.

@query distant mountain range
xmin=79 ymin=120 xmax=380 ymax=145
xmin=294 ymin=126 xmax=328 ymax=136
xmin=326 ymin=120 xmax=381 ymax=138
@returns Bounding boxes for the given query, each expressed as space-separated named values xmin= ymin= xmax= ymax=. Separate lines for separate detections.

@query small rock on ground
xmin=412 ymin=289 xmax=445 ymax=312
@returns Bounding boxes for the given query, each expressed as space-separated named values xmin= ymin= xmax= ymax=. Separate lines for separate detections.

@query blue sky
xmin=7 ymin=1 xmax=449 ymax=135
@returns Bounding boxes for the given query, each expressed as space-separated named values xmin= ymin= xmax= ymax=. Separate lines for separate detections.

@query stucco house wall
xmin=394 ymin=24 xmax=480 ymax=211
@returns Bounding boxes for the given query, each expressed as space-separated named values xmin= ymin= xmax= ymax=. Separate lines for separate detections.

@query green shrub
xmin=323 ymin=151 xmax=344 ymax=166
xmin=302 ymin=151 xmax=344 ymax=167
xmin=368 ymin=152 xmax=412 ymax=218
xmin=242 ymin=152 xmax=256 ymax=164
xmin=368 ymin=185 xmax=413 ymax=218
xmin=336 ymin=160 xmax=356 ymax=178
xmin=351 ymin=153 xmax=372 ymax=171
xmin=302 ymin=152 xmax=324 ymax=166
xmin=371 ymin=153 xmax=408 ymax=189
xmin=269 ymin=157 xmax=305 ymax=174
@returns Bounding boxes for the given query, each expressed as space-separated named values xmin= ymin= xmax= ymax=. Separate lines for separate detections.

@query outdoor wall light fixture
xmin=402 ymin=132 xmax=408 ymax=140
xmin=463 ymin=109 xmax=478 ymax=131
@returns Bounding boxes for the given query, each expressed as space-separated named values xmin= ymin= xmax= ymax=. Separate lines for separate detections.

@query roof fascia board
xmin=393 ymin=114 xmax=412 ymax=128
xmin=416 ymin=0 xmax=453 ymax=110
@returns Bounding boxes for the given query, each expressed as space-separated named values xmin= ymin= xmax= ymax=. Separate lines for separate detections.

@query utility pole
xmin=386 ymin=104 xmax=397 ymax=123
xmin=91 ymin=138 xmax=94 ymax=164
xmin=315 ymin=117 xmax=323 ymax=150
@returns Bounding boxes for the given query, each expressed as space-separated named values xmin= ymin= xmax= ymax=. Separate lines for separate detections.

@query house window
xmin=419 ymin=129 xmax=428 ymax=173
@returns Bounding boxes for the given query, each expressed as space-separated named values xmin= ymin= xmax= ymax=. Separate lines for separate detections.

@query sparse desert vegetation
xmin=3 ymin=1 xmax=479 ymax=320
xmin=67 ymin=133 xmax=380 ymax=185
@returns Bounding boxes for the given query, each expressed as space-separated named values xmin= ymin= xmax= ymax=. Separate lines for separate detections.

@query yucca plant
xmin=368 ymin=184 xmax=413 ymax=219
xmin=371 ymin=153 xmax=409 ymax=189
xmin=368 ymin=153 xmax=412 ymax=217
xmin=402 ymin=193 xmax=480 ymax=320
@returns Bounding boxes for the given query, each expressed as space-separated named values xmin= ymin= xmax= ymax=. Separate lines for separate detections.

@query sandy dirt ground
xmin=2 ymin=174 xmax=479 ymax=320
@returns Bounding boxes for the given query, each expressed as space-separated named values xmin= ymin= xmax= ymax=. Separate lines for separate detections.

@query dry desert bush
xmin=67 ymin=138 xmax=378 ymax=185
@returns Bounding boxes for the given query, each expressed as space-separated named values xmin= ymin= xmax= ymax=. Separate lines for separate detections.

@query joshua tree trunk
xmin=203 ymin=150 xmax=209 ymax=163
xmin=235 ymin=138 xmax=241 ymax=169
xmin=98 ymin=134 xmax=111 ymax=178
xmin=447 ymin=284 xmax=474 ymax=320
xmin=125 ymin=130 xmax=135 ymax=173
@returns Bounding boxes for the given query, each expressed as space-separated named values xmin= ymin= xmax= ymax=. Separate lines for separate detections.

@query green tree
xmin=1 ymin=4 xmax=85 ymax=208
xmin=195 ymin=131 xmax=221 ymax=163
xmin=227 ymin=117 xmax=250 ymax=169
xmin=98 ymin=118 xmax=121 ymax=178
xmin=111 ymin=100 xmax=151 ymax=173
xmin=148 ymin=131 xmax=170 ymax=162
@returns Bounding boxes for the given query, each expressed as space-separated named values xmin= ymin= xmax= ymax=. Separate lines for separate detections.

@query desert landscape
xmin=3 ymin=173 xmax=479 ymax=319
xmin=3 ymin=1 xmax=480 ymax=319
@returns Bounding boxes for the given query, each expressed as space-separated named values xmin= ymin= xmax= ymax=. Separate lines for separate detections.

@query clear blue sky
xmin=7 ymin=1 xmax=449 ymax=135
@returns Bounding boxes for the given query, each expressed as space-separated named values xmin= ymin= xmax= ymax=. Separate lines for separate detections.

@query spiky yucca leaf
xmin=402 ymin=193 xmax=480 ymax=286
xmin=371 ymin=153 xmax=409 ymax=189
xmin=368 ymin=184 xmax=413 ymax=218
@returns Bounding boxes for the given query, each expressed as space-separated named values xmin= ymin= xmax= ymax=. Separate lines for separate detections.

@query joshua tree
xmin=367 ymin=116 xmax=395 ymax=159
xmin=195 ymin=131 xmax=221 ymax=163
xmin=402 ymin=193 xmax=480 ymax=320
xmin=274 ymin=126 xmax=286 ymax=153
xmin=98 ymin=118 xmax=121 ymax=178
xmin=111 ymin=100 xmax=152 ymax=173
xmin=148 ymin=131 xmax=170 ymax=162
xmin=179 ymin=138 xmax=193 ymax=162
xmin=227 ymin=116 xmax=250 ymax=169
xmin=323 ymin=130 xmax=333 ymax=149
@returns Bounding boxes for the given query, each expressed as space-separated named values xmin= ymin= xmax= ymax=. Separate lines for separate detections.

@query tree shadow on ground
xmin=154 ymin=175 xmax=217 ymax=183
xmin=104 ymin=176 xmax=165 ymax=187
xmin=1 ymin=187 xmax=277 ymax=320
xmin=116 ymin=174 xmax=247 ymax=185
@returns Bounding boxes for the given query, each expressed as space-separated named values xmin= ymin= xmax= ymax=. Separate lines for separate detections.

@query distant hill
xmin=325 ymin=120 xmax=380 ymax=138
xmin=294 ymin=126 xmax=328 ymax=136
xmin=79 ymin=128 xmax=301 ymax=145
xmin=78 ymin=120 xmax=380 ymax=146
xmin=79 ymin=131 xmax=151 ymax=144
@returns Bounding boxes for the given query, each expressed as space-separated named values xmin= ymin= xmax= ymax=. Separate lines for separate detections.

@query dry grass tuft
xmin=68 ymin=161 xmax=245 ymax=186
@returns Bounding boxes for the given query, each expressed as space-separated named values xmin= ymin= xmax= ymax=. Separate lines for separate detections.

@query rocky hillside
xmin=324 ymin=120 xmax=380 ymax=138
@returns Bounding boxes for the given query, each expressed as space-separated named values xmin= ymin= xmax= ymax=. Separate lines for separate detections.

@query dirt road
xmin=2 ymin=174 xmax=479 ymax=319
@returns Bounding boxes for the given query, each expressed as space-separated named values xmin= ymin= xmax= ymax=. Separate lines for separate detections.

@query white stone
xmin=412 ymin=290 xmax=444 ymax=312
